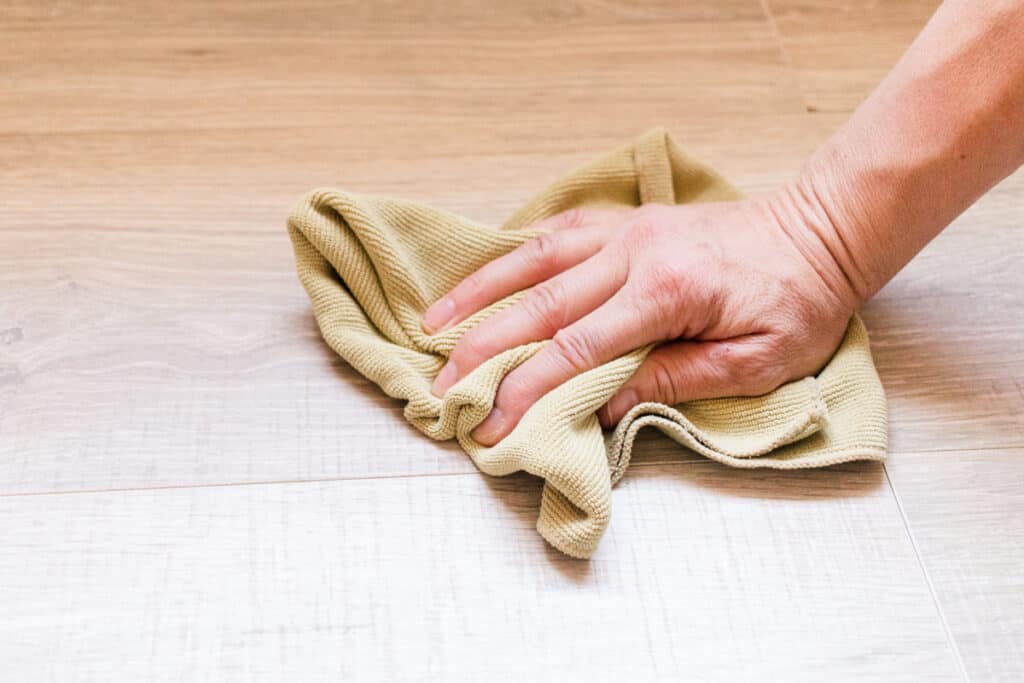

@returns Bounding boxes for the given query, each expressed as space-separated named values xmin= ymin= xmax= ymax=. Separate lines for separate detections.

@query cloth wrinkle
xmin=288 ymin=128 xmax=888 ymax=558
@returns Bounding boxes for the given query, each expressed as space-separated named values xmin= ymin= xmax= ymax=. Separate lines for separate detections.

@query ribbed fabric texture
xmin=287 ymin=128 xmax=888 ymax=558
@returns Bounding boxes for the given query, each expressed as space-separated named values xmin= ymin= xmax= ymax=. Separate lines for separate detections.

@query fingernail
xmin=422 ymin=297 xmax=456 ymax=334
xmin=431 ymin=360 xmax=459 ymax=397
xmin=606 ymin=389 xmax=637 ymax=424
xmin=472 ymin=407 xmax=506 ymax=446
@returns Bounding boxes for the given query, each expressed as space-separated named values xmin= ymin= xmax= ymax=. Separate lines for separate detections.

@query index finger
xmin=420 ymin=210 xmax=621 ymax=334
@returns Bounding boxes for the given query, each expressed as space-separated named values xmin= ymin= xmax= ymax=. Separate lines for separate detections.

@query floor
xmin=1 ymin=1 xmax=1022 ymax=681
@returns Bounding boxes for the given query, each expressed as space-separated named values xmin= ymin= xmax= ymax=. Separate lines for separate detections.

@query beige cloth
xmin=287 ymin=128 xmax=888 ymax=558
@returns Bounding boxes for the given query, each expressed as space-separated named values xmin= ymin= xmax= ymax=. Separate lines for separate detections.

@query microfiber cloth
xmin=287 ymin=128 xmax=888 ymax=558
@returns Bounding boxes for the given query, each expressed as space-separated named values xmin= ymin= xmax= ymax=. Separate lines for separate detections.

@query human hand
xmin=422 ymin=193 xmax=860 ymax=446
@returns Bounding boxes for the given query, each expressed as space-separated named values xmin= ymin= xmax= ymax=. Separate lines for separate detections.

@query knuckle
xmin=555 ymin=207 xmax=587 ymax=230
xmin=522 ymin=232 xmax=561 ymax=270
xmin=748 ymin=374 xmax=782 ymax=396
xmin=624 ymin=217 xmax=659 ymax=248
xmin=550 ymin=328 xmax=597 ymax=373
xmin=457 ymin=270 xmax=486 ymax=301
xmin=522 ymin=281 xmax=565 ymax=329
xmin=497 ymin=374 xmax=531 ymax=407
xmin=645 ymin=354 xmax=682 ymax=404
xmin=637 ymin=261 xmax=692 ymax=309
xmin=739 ymin=349 xmax=787 ymax=395
xmin=451 ymin=329 xmax=489 ymax=366
xmin=764 ymin=279 xmax=804 ymax=325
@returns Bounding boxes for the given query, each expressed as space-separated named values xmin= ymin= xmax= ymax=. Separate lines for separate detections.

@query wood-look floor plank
xmin=1 ymin=1 xmax=798 ymax=137
xmin=766 ymin=0 xmax=941 ymax=112
xmin=2 ymin=0 xmax=766 ymax=30
xmin=865 ymin=171 xmax=1024 ymax=454
xmin=0 ymin=113 xmax=843 ymax=237
xmin=0 ymin=110 xmax=840 ymax=495
xmin=0 ymin=222 xmax=720 ymax=495
xmin=0 ymin=228 xmax=477 ymax=492
xmin=0 ymin=461 xmax=961 ymax=682
xmin=887 ymin=449 xmax=1024 ymax=681
xmin=1 ymin=1 xmax=1020 ymax=676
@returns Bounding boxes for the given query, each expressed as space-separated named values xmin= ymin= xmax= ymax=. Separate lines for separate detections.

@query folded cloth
xmin=287 ymin=127 xmax=888 ymax=558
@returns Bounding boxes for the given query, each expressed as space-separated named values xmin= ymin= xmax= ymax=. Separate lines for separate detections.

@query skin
xmin=422 ymin=0 xmax=1024 ymax=447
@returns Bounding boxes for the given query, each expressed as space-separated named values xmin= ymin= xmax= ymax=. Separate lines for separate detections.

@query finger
xmin=421 ymin=227 xmax=603 ymax=335
xmin=471 ymin=287 xmax=648 ymax=445
xmin=598 ymin=335 xmax=786 ymax=428
xmin=431 ymin=245 xmax=628 ymax=396
xmin=422 ymin=208 xmax=628 ymax=334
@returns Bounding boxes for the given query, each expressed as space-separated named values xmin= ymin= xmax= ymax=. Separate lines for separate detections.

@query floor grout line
xmin=0 ymin=458 xmax=714 ymax=499
xmin=0 ymin=469 xmax=481 ymax=499
xmin=883 ymin=463 xmax=971 ymax=682
xmin=1 ymin=445 xmax=1021 ymax=498
xmin=890 ymin=444 xmax=1024 ymax=455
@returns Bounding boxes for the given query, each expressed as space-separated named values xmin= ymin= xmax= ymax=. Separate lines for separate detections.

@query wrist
xmin=766 ymin=140 xmax=893 ymax=310
xmin=756 ymin=172 xmax=867 ymax=314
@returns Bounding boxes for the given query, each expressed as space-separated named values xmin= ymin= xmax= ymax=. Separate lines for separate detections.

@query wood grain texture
xmin=0 ymin=226 xmax=728 ymax=494
xmin=0 ymin=113 xmax=842 ymax=235
xmin=887 ymin=449 xmax=1024 ymax=681
xmin=0 ymin=0 xmax=1021 ymax=679
xmin=767 ymin=0 xmax=942 ymax=112
xmin=864 ymin=170 xmax=1024 ymax=454
xmin=0 ymin=228 xmax=477 ymax=492
xmin=0 ymin=0 xmax=825 ymax=495
xmin=0 ymin=0 xmax=797 ymax=137
xmin=0 ymin=462 xmax=961 ymax=682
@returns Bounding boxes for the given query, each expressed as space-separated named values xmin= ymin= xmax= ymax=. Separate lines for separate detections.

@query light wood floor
xmin=2 ymin=1 xmax=1021 ymax=680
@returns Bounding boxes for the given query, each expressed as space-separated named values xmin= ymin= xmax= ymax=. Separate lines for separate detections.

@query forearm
xmin=772 ymin=0 xmax=1024 ymax=307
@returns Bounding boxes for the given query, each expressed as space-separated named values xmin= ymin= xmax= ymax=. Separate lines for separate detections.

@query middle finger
xmin=430 ymin=244 xmax=629 ymax=396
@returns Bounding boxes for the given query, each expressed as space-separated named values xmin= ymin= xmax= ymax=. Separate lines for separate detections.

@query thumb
xmin=598 ymin=336 xmax=784 ymax=428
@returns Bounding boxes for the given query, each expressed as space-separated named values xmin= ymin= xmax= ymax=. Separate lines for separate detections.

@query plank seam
xmin=757 ymin=0 xmax=808 ymax=112
xmin=884 ymin=463 xmax=971 ymax=682
xmin=0 ymin=459 xmax=714 ymax=498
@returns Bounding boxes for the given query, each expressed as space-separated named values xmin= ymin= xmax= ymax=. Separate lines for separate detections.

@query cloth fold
xmin=287 ymin=128 xmax=888 ymax=558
